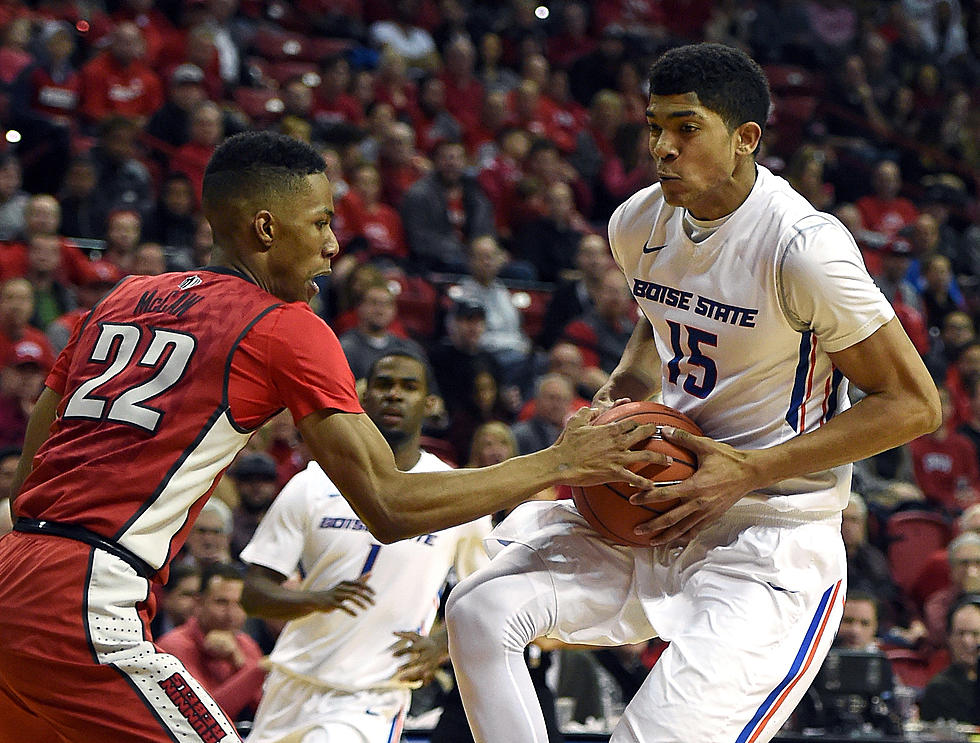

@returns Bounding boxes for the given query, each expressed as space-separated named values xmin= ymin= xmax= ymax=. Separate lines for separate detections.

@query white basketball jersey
xmin=239 ymin=452 xmax=491 ymax=691
xmin=608 ymin=165 xmax=895 ymax=514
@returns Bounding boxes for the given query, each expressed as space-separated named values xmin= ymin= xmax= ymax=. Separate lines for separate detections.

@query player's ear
xmin=423 ymin=394 xmax=442 ymax=418
xmin=734 ymin=121 xmax=762 ymax=156
xmin=253 ymin=210 xmax=275 ymax=252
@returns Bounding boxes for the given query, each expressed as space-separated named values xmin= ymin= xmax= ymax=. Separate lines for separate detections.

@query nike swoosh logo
xmin=643 ymin=243 xmax=667 ymax=254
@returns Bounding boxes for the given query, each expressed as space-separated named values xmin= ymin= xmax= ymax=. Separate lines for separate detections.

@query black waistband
xmin=14 ymin=518 xmax=156 ymax=580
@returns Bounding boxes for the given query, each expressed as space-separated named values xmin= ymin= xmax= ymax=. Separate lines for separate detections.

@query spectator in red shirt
xmin=856 ymin=159 xmax=919 ymax=239
xmin=172 ymin=100 xmax=224 ymax=204
xmin=47 ymin=259 xmax=121 ymax=353
xmin=341 ymin=163 xmax=408 ymax=265
xmin=314 ymin=54 xmax=364 ymax=127
xmin=477 ymin=125 xmax=531 ymax=235
xmin=439 ymin=36 xmax=483 ymax=132
xmin=156 ymin=561 xmax=265 ymax=724
xmin=78 ymin=21 xmax=164 ymax=127
xmin=0 ymin=337 xmax=54 ymax=449
xmin=101 ymin=208 xmax=142 ymax=275
xmin=373 ymin=46 xmax=419 ymax=122
xmin=0 ymin=278 xmax=56 ymax=377
xmin=413 ymin=76 xmax=463 ymax=155
xmin=106 ymin=0 xmax=178 ymax=69
xmin=561 ymin=266 xmax=636 ymax=375
xmin=1 ymin=194 xmax=92 ymax=288
xmin=911 ymin=386 xmax=980 ymax=516
xmin=547 ymin=1 xmax=597 ymax=70
xmin=377 ymin=120 xmax=430 ymax=208
xmin=9 ymin=21 xmax=79 ymax=194
xmin=466 ymin=90 xmax=516 ymax=168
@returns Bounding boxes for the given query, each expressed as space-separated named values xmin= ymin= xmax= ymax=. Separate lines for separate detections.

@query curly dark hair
xmin=648 ymin=43 xmax=771 ymax=137
xmin=202 ymin=131 xmax=326 ymax=209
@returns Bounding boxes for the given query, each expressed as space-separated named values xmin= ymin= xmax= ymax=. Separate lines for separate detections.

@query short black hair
xmin=648 ymin=43 xmax=771 ymax=137
xmin=198 ymin=561 xmax=244 ymax=594
xmin=366 ymin=350 xmax=433 ymax=394
xmin=165 ymin=562 xmax=201 ymax=594
xmin=202 ymin=131 xmax=326 ymax=211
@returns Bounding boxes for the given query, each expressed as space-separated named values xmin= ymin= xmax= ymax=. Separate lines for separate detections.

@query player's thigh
xmin=612 ymin=572 xmax=844 ymax=743
xmin=454 ymin=533 xmax=654 ymax=647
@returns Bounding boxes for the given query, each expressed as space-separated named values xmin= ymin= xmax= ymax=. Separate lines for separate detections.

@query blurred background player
xmin=241 ymin=352 xmax=492 ymax=743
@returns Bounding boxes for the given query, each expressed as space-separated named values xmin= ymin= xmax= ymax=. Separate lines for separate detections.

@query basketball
xmin=570 ymin=401 xmax=702 ymax=547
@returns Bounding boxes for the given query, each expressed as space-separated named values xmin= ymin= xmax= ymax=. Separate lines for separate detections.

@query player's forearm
xmin=241 ymin=574 xmax=321 ymax=621
xmin=742 ymin=380 xmax=940 ymax=494
xmin=376 ymin=447 xmax=572 ymax=541
xmin=596 ymin=318 xmax=661 ymax=403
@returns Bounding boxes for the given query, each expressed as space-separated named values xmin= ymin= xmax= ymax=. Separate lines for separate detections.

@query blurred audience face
xmin=133 ymin=243 xmax=167 ymax=276
xmin=871 ymin=161 xmax=902 ymax=200
xmin=106 ymin=211 xmax=142 ymax=255
xmin=576 ymin=234 xmax=613 ymax=281
xmin=63 ymin=159 xmax=97 ymax=199
xmin=189 ymin=102 xmax=223 ymax=147
xmin=110 ymin=22 xmax=145 ymax=66
xmin=382 ymin=122 xmax=416 ymax=166
xmin=468 ymin=422 xmax=517 ymax=467
xmin=535 ymin=375 xmax=574 ymax=427
xmin=950 ymin=539 xmax=980 ymax=595
xmin=163 ymin=176 xmax=195 ymax=216
xmin=24 ymin=195 xmax=61 ymax=237
xmin=595 ymin=268 xmax=633 ymax=323
xmin=469 ymin=236 xmax=506 ymax=284
xmin=836 ymin=597 xmax=878 ymax=649
xmin=352 ymin=165 xmax=382 ymax=205
xmin=356 ymin=285 xmax=397 ymax=334
xmin=28 ymin=234 xmax=61 ymax=277
xmin=948 ymin=603 xmax=980 ymax=670
xmin=943 ymin=312 xmax=975 ymax=352
xmin=434 ymin=142 xmax=466 ymax=186
xmin=185 ymin=509 xmax=231 ymax=565
xmin=0 ymin=158 xmax=21 ymax=201
xmin=197 ymin=572 xmax=247 ymax=634
xmin=162 ymin=571 xmax=200 ymax=627
xmin=0 ymin=279 xmax=34 ymax=330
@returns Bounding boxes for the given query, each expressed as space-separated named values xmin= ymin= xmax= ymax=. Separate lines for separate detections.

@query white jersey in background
xmin=608 ymin=164 xmax=895 ymax=515
xmin=241 ymin=451 xmax=491 ymax=742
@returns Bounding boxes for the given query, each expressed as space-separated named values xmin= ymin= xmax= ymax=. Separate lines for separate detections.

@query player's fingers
xmin=617 ymin=420 xmax=662 ymax=447
xmin=659 ymin=425 xmax=709 ymax=456
xmin=611 ymin=464 xmax=657 ymax=490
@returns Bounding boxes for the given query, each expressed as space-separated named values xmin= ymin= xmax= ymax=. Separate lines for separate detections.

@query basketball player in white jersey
xmin=240 ymin=352 xmax=491 ymax=743
xmin=446 ymin=43 xmax=941 ymax=743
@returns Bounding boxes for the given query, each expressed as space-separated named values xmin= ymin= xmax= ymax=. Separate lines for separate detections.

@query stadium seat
xmin=419 ymin=436 xmax=459 ymax=467
xmin=387 ymin=275 xmax=439 ymax=342
xmin=267 ymin=60 xmax=321 ymax=87
xmin=886 ymin=510 xmax=953 ymax=596
xmin=763 ymin=65 xmax=826 ymax=96
xmin=884 ymin=647 xmax=940 ymax=690
xmin=232 ymin=88 xmax=285 ymax=125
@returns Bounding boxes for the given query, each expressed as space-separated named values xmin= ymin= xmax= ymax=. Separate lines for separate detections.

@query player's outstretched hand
xmin=390 ymin=630 xmax=448 ymax=686
xmin=627 ymin=425 xmax=759 ymax=546
xmin=313 ymin=575 xmax=376 ymax=616
xmin=550 ymin=405 xmax=669 ymax=490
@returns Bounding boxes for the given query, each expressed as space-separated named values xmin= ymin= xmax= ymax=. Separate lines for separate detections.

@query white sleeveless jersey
xmin=609 ymin=165 xmax=895 ymax=514
xmin=239 ymin=451 xmax=491 ymax=691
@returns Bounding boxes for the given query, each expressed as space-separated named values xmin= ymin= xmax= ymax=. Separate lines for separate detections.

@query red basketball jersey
xmin=16 ymin=269 xmax=361 ymax=579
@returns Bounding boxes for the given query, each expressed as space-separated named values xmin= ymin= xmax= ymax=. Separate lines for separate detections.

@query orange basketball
xmin=570 ymin=401 xmax=702 ymax=547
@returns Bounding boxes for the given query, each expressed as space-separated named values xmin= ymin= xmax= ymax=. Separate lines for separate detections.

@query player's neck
xmin=394 ymin=443 xmax=423 ymax=471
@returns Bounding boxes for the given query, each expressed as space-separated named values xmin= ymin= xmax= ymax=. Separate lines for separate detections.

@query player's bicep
xmin=828 ymin=317 xmax=936 ymax=403
xmin=298 ymin=409 xmax=399 ymax=531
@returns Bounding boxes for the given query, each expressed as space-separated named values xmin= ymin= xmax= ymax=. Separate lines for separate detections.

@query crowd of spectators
xmin=0 ymin=0 xmax=979 ymax=734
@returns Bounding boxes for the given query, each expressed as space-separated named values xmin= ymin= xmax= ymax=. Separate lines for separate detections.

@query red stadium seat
xmin=251 ymin=28 xmax=354 ymax=63
xmin=884 ymin=647 xmax=942 ymax=690
xmin=267 ymin=60 xmax=321 ymax=87
xmin=886 ymin=510 xmax=953 ymax=596
xmin=232 ymin=87 xmax=285 ymax=125
xmin=420 ymin=436 xmax=459 ymax=467
xmin=387 ymin=275 xmax=439 ymax=342
xmin=763 ymin=65 xmax=826 ymax=96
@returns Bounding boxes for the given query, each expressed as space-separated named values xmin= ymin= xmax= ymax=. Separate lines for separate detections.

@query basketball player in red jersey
xmin=0 ymin=131 xmax=664 ymax=742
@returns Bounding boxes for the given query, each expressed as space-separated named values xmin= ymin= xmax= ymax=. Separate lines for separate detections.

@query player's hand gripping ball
xmin=571 ymin=401 xmax=701 ymax=546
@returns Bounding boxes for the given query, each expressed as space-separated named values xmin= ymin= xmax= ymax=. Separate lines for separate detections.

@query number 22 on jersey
xmin=63 ymin=323 xmax=197 ymax=433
